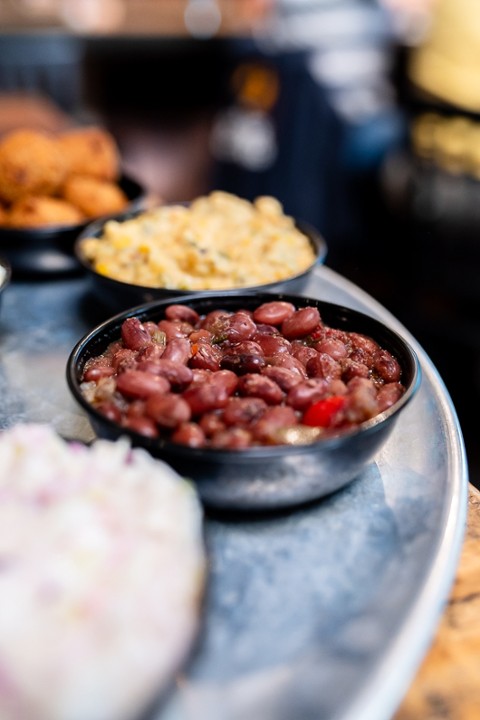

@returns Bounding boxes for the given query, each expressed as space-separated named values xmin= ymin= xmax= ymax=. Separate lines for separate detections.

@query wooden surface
xmin=395 ymin=484 xmax=480 ymax=720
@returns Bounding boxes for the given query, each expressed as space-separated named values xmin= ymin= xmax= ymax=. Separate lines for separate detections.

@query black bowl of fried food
xmin=0 ymin=174 xmax=145 ymax=276
xmin=0 ymin=126 xmax=146 ymax=276
xmin=74 ymin=191 xmax=328 ymax=311
xmin=66 ymin=292 xmax=421 ymax=512
xmin=0 ymin=254 xmax=11 ymax=312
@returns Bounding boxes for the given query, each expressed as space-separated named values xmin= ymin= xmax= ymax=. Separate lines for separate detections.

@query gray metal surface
xmin=0 ymin=266 xmax=468 ymax=720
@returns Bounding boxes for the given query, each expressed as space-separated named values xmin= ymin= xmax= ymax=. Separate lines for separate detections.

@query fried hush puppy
xmin=0 ymin=129 xmax=67 ymax=203
xmin=63 ymin=175 xmax=128 ymax=218
xmin=8 ymin=195 xmax=84 ymax=228
xmin=58 ymin=127 xmax=120 ymax=181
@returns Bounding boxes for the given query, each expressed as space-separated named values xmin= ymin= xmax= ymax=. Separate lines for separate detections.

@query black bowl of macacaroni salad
xmin=66 ymin=292 xmax=421 ymax=511
xmin=74 ymin=191 xmax=327 ymax=311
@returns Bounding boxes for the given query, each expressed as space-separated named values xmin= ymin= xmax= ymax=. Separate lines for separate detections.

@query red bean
xmin=83 ymin=364 xmax=116 ymax=382
xmin=315 ymin=337 xmax=348 ymax=360
xmin=116 ymin=370 xmax=170 ymax=399
xmin=96 ymin=401 xmax=122 ymax=423
xmin=121 ymin=317 xmax=152 ymax=351
xmin=223 ymin=396 xmax=268 ymax=427
xmin=341 ymin=359 xmax=370 ymax=382
xmin=261 ymin=365 xmax=302 ymax=391
xmin=237 ymin=374 xmax=284 ymax=405
xmin=201 ymin=310 xmax=231 ymax=333
xmin=373 ymin=350 xmax=402 ymax=383
xmin=290 ymin=343 xmax=318 ymax=367
xmin=199 ymin=411 xmax=226 ymax=437
xmin=136 ymin=359 xmax=193 ymax=388
xmin=137 ymin=343 xmax=165 ymax=362
xmin=251 ymin=406 xmax=299 ymax=443
xmin=228 ymin=340 xmax=264 ymax=356
xmin=223 ymin=312 xmax=257 ymax=342
xmin=157 ymin=319 xmax=192 ymax=340
xmin=145 ymin=393 xmax=192 ymax=428
xmin=281 ymin=307 xmax=321 ymax=339
xmin=122 ymin=415 xmax=159 ymax=438
xmin=377 ymin=382 xmax=404 ymax=411
xmin=220 ymin=353 xmax=266 ymax=375
xmin=269 ymin=354 xmax=308 ymax=379
xmin=165 ymin=304 xmax=200 ymax=325
xmin=344 ymin=377 xmax=379 ymax=423
xmin=286 ymin=378 xmax=329 ymax=411
xmin=210 ymin=369 xmax=239 ymax=395
xmin=182 ymin=383 xmax=229 ymax=415
xmin=252 ymin=301 xmax=295 ymax=325
xmin=254 ymin=334 xmax=292 ymax=356
xmin=306 ymin=352 xmax=342 ymax=381
xmin=111 ymin=348 xmax=137 ymax=373
xmin=210 ymin=428 xmax=253 ymax=449
xmin=191 ymin=342 xmax=222 ymax=371
xmin=161 ymin=337 xmax=191 ymax=364
xmin=171 ymin=422 xmax=206 ymax=447
xmin=350 ymin=332 xmax=379 ymax=356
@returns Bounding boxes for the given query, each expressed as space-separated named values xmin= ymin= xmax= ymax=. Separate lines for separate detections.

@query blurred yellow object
xmin=409 ymin=0 xmax=480 ymax=112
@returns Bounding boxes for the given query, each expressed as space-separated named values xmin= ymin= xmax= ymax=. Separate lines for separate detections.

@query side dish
xmin=79 ymin=299 xmax=407 ymax=449
xmin=0 ymin=127 xmax=129 ymax=228
xmin=0 ymin=423 xmax=205 ymax=720
xmin=79 ymin=191 xmax=317 ymax=290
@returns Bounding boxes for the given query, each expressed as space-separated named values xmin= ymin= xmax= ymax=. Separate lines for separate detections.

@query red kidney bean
xmin=200 ymin=310 xmax=231 ymax=334
xmin=189 ymin=329 xmax=212 ymax=343
xmin=281 ymin=307 xmax=321 ymax=339
xmin=116 ymin=370 xmax=170 ymax=399
xmin=377 ymin=382 xmax=404 ymax=411
xmin=122 ymin=415 xmax=159 ymax=438
xmin=350 ymin=332 xmax=379 ymax=356
xmin=223 ymin=312 xmax=257 ymax=342
xmin=126 ymin=400 xmax=147 ymax=418
xmin=373 ymin=350 xmax=402 ymax=383
xmin=210 ymin=428 xmax=253 ymax=449
xmin=165 ymin=304 xmax=200 ymax=325
xmin=269 ymin=354 xmax=308 ymax=379
xmin=157 ymin=319 xmax=192 ymax=340
xmin=145 ymin=393 xmax=192 ymax=428
xmin=341 ymin=359 xmax=370 ymax=382
xmin=306 ymin=352 xmax=342 ymax=381
xmin=255 ymin=334 xmax=292 ymax=356
xmin=286 ymin=378 xmax=329 ymax=411
xmin=137 ymin=343 xmax=165 ymax=362
xmin=223 ymin=396 xmax=268 ymax=427
xmin=171 ymin=422 xmax=206 ymax=447
xmin=251 ymin=406 xmax=299 ymax=443
xmin=210 ymin=369 xmax=239 ymax=395
xmin=253 ymin=323 xmax=280 ymax=336
xmin=121 ymin=317 xmax=152 ymax=351
xmin=111 ymin=348 xmax=138 ymax=373
xmin=261 ymin=365 xmax=302 ymax=391
xmin=182 ymin=383 xmax=229 ymax=415
xmin=96 ymin=401 xmax=122 ymax=423
xmin=220 ymin=353 xmax=266 ymax=375
xmin=237 ymin=374 xmax=284 ymax=405
xmin=252 ymin=301 xmax=296 ymax=325
xmin=314 ymin=337 xmax=348 ymax=360
xmin=161 ymin=337 xmax=191 ymax=364
xmin=344 ymin=377 xmax=379 ymax=423
xmin=83 ymin=364 xmax=116 ymax=382
xmin=191 ymin=342 xmax=223 ymax=371
xmin=290 ymin=343 xmax=318 ymax=367
xmin=228 ymin=340 xmax=264 ymax=356
xmin=136 ymin=359 xmax=193 ymax=388
xmin=199 ymin=411 xmax=226 ymax=437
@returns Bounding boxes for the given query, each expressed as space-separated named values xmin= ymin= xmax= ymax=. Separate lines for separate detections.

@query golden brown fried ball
xmin=0 ymin=129 xmax=67 ymax=203
xmin=58 ymin=127 xmax=120 ymax=181
xmin=8 ymin=195 xmax=84 ymax=228
xmin=62 ymin=175 xmax=128 ymax=218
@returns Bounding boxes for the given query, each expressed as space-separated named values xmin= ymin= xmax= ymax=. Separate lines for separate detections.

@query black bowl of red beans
xmin=66 ymin=292 xmax=421 ymax=511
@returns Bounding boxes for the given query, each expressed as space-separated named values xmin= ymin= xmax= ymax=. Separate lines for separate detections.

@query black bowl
xmin=0 ymin=174 xmax=146 ymax=277
xmin=74 ymin=207 xmax=328 ymax=312
xmin=66 ymin=292 xmax=421 ymax=511
xmin=0 ymin=255 xmax=11 ymax=312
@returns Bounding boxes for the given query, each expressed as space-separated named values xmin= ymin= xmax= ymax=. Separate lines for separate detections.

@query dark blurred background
xmin=0 ymin=0 xmax=478 ymax=483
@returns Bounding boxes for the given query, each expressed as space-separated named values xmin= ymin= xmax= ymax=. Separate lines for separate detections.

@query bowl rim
xmin=0 ymin=254 xmax=12 ymax=290
xmin=66 ymin=291 xmax=422 ymax=459
xmin=73 ymin=204 xmax=328 ymax=296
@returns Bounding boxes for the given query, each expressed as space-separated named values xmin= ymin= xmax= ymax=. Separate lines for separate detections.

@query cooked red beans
xmin=80 ymin=300 xmax=406 ymax=449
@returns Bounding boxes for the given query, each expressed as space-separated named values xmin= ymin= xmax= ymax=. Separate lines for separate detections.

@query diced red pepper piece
xmin=302 ymin=395 xmax=346 ymax=427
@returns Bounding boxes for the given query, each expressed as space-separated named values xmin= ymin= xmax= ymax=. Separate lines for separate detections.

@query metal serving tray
xmin=0 ymin=265 xmax=468 ymax=720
